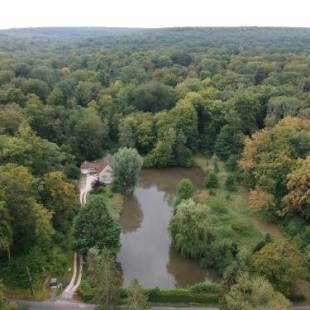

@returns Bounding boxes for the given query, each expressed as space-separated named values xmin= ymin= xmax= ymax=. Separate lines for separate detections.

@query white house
xmin=80 ymin=154 xmax=114 ymax=184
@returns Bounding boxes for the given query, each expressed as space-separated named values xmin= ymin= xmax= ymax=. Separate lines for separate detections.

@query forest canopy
xmin=0 ymin=27 xmax=309 ymax=305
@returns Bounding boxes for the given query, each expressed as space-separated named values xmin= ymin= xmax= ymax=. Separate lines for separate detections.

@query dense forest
xmin=0 ymin=27 xmax=309 ymax=309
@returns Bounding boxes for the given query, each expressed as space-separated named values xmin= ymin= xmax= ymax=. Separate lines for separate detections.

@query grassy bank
xmin=89 ymin=185 xmax=125 ymax=221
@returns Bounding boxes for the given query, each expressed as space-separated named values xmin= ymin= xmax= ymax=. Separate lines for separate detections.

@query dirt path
xmin=61 ymin=174 xmax=95 ymax=300
xmin=79 ymin=174 xmax=97 ymax=205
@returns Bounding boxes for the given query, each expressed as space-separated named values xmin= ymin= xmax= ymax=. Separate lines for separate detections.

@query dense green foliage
xmin=169 ymin=199 xmax=262 ymax=274
xmin=175 ymin=178 xmax=195 ymax=204
xmin=0 ymin=26 xmax=310 ymax=302
xmin=86 ymin=248 xmax=121 ymax=310
xmin=112 ymin=147 xmax=143 ymax=193
xmin=251 ymin=241 xmax=306 ymax=295
xmin=74 ymin=195 xmax=120 ymax=256
xmin=221 ymin=273 xmax=290 ymax=310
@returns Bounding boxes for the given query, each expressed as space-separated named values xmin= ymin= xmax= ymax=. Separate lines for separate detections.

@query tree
xmin=47 ymin=87 xmax=65 ymax=106
xmin=215 ymin=108 xmax=244 ymax=161
xmin=166 ymin=100 xmax=199 ymax=150
xmin=265 ymin=96 xmax=308 ymax=127
xmin=239 ymin=117 xmax=310 ymax=201
xmin=0 ymin=124 xmax=65 ymax=175
xmin=230 ymin=90 xmax=262 ymax=135
xmin=248 ymin=188 xmax=275 ymax=211
xmin=86 ymin=248 xmax=121 ymax=310
xmin=204 ymin=171 xmax=218 ymax=189
xmin=118 ymin=113 xmax=155 ymax=154
xmin=169 ymin=199 xmax=214 ymax=258
xmin=225 ymin=174 xmax=236 ymax=190
xmin=124 ymin=279 xmax=149 ymax=310
xmin=71 ymin=109 xmax=108 ymax=160
xmin=221 ymin=273 xmax=290 ymax=310
xmin=112 ymin=148 xmax=143 ymax=194
xmin=20 ymin=78 xmax=49 ymax=101
xmin=0 ymin=103 xmax=25 ymax=135
xmin=74 ymin=195 xmax=120 ymax=255
xmin=24 ymin=94 xmax=64 ymax=143
xmin=32 ymin=203 xmax=54 ymax=246
xmin=175 ymin=178 xmax=195 ymax=205
xmin=252 ymin=241 xmax=306 ymax=295
xmin=127 ymin=81 xmax=176 ymax=112
xmin=0 ymin=164 xmax=37 ymax=254
xmin=283 ymin=156 xmax=310 ymax=220
xmin=39 ymin=171 xmax=79 ymax=232
xmin=0 ymin=202 xmax=12 ymax=261
xmin=144 ymin=127 xmax=176 ymax=167
xmin=75 ymin=81 xmax=101 ymax=106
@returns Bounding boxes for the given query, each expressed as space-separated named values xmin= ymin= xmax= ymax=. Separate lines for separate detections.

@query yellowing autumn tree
xmin=283 ymin=156 xmax=310 ymax=220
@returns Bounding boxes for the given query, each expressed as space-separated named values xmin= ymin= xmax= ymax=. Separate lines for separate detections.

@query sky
xmin=1 ymin=0 xmax=310 ymax=29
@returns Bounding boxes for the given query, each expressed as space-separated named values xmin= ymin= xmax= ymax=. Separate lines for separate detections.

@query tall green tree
xmin=39 ymin=171 xmax=79 ymax=232
xmin=0 ymin=164 xmax=37 ymax=254
xmin=74 ymin=195 xmax=120 ymax=255
xmin=252 ymin=241 xmax=306 ymax=295
xmin=0 ymin=202 xmax=12 ymax=261
xmin=124 ymin=279 xmax=149 ymax=310
xmin=112 ymin=148 xmax=143 ymax=194
xmin=86 ymin=248 xmax=121 ymax=310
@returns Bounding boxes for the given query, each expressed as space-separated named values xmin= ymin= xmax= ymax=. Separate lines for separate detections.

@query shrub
xmin=78 ymin=281 xmax=95 ymax=302
xmin=225 ymin=174 xmax=236 ymax=190
xmin=204 ymin=171 xmax=218 ymax=189
xmin=202 ymin=240 xmax=238 ymax=273
xmin=145 ymin=288 xmax=220 ymax=304
xmin=283 ymin=216 xmax=307 ymax=236
xmin=225 ymin=154 xmax=239 ymax=171
xmin=231 ymin=219 xmax=252 ymax=235
xmin=190 ymin=281 xmax=222 ymax=294
xmin=221 ymin=273 xmax=291 ymax=310
xmin=175 ymin=178 xmax=195 ymax=205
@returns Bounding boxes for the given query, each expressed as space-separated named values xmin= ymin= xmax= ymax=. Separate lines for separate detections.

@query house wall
xmin=81 ymin=168 xmax=96 ymax=175
xmin=99 ymin=165 xmax=114 ymax=184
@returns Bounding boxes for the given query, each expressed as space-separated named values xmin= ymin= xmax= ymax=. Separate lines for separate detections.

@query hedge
xmin=79 ymin=282 xmax=221 ymax=305
xmin=145 ymin=287 xmax=220 ymax=304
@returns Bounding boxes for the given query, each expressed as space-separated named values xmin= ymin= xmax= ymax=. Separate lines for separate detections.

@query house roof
xmin=80 ymin=154 xmax=112 ymax=174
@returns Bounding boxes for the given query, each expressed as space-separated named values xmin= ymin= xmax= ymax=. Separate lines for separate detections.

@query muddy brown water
xmin=117 ymin=168 xmax=219 ymax=288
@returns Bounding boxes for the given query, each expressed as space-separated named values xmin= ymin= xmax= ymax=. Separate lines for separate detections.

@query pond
xmin=117 ymin=168 xmax=218 ymax=289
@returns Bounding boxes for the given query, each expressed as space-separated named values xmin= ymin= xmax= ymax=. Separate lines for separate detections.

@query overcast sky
xmin=1 ymin=0 xmax=310 ymax=29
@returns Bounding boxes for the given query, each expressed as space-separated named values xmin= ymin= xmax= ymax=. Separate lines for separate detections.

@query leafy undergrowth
xmin=193 ymin=153 xmax=284 ymax=240
xmin=4 ymin=280 xmax=49 ymax=301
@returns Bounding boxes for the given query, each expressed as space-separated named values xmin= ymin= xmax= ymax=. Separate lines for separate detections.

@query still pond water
xmin=117 ymin=168 xmax=218 ymax=288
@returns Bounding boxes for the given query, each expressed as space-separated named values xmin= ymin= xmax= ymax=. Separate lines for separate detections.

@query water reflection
xmin=117 ymin=168 xmax=215 ymax=288
xmin=167 ymin=246 xmax=220 ymax=288
xmin=120 ymin=194 xmax=143 ymax=233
